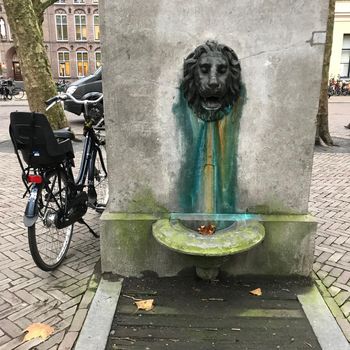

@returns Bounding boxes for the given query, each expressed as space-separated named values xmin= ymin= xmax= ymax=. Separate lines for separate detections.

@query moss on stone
xmin=152 ymin=219 xmax=265 ymax=256
xmin=126 ymin=188 xmax=169 ymax=214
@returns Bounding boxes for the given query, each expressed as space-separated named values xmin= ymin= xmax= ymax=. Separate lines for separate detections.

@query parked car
xmin=64 ymin=67 xmax=103 ymax=119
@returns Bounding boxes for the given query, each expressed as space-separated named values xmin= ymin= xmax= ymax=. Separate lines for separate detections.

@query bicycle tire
xmin=28 ymin=170 xmax=73 ymax=271
xmin=5 ymin=91 xmax=12 ymax=100
xmin=94 ymin=144 xmax=108 ymax=211
xmin=13 ymin=87 xmax=25 ymax=100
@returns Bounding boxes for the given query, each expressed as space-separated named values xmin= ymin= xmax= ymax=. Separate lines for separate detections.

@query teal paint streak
xmin=172 ymin=86 xmax=246 ymax=214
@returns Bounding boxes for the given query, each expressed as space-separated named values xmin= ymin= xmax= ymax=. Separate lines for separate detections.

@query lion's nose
xmin=208 ymin=76 xmax=219 ymax=89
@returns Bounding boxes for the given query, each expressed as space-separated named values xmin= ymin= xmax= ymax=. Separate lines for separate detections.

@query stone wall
xmin=100 ymin=0 xmax=328 ymax=276
xmin=101 ymin=0 xmax=328 ymax=215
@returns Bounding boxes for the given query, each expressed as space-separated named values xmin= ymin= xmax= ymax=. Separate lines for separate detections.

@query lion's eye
xmin=199 ymin=64 xmax=210 ymax=74
xmin=218 ymin=65 xmax=227 ymax=74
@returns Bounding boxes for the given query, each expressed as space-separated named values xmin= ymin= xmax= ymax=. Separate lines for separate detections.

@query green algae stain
xmin=126 ymin=187 xmax=169 ymax=214
xmin=172 ymin=86 xmax=246 ymax=214
xmin=152 ymin=219 xmax=265 ymax=257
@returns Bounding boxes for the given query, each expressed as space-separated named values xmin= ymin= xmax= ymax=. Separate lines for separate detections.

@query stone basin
xmin=152 ymin=214 xmax=265 ymax=257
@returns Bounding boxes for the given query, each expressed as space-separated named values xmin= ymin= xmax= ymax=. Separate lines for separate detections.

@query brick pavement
xmin=310 ymin=152 xmax=350 ymax=339
xmin=309 ymin=96 xmax=350 ymax=340
xmin=0 ymin=148 xmax=100 ymax=350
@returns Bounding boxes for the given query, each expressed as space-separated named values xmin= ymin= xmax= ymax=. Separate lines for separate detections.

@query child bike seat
xmin=10 ymin=112 xmax=74 ymax=167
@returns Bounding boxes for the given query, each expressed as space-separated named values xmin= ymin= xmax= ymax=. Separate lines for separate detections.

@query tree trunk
xmin=316 ymin=0 xmax=336 ymax=146
xmin=3 ymin=0 xmax=68 ymax=129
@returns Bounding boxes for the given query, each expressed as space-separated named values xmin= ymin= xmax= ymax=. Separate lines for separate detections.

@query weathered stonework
xmin=100 ymin=0 xmax=328 ymax=277
xmin=101 ymin=213 xmax=316 ymax=277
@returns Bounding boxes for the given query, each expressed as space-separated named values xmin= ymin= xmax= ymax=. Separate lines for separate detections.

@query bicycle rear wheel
xmin=28 ymin=170 xmax=73 ymax=271
xmin=13 ymin=87 xmax=25 ymax=100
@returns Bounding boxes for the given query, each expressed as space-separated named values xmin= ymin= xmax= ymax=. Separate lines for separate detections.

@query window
xmin=76 ymin=51 xmax=88 ymax=76
xmin=74 ymin=0 xmax=85 ymax=3
xmin=75 ymin=14 xmax=87 ymax=41
xmin=56 ymin=14 xmax=68 ymax=41
xmin=55 ymin=0 xmax=65 ymax=3
xmin=95 ymin=51 xmax=101 ymax=69
xmin=340 ymin=35 xmax=350 ymax=78
xmin=58 ymin=51 xmax=70 ymax=77
xmin=94 ymin=15 xmax=100 ymax=41
xmin=0 ymin=18 xmax=7 ymax=40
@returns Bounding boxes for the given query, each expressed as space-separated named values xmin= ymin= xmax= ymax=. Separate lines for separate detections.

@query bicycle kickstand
xmin=78 ymin=218 xmax=99 ymax=238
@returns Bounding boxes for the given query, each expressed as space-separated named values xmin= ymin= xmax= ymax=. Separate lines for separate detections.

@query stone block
xmin=341 ymin=302 xmax=350 ymax=318
xmin=328 ymin=286 xmax=341 ymax=297
xmin=101 ymin=213 xmax=316 ymax=277
xmin=100 ymin=0 xmax=329 ymax=215
xmin=100 ymin=0 xmax=327 ymax=277
xmin=335 ymin=291 xmax=350 ymax=307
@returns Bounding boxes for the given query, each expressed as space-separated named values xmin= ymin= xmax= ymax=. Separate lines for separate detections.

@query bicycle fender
xmin=82 ymin=92 xmax=103 ymax=101
xmin=23 ymin=185 xmax=40 ymax=227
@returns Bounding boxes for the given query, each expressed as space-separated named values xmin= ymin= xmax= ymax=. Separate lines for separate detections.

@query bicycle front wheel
xmin=94 ymin=143 xmax=108 ymax=211
xmin=28 ymin=170 xmax=73 ymax=271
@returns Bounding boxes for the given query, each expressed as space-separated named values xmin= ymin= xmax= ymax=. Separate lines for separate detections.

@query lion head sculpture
xmin=182 ymin=40 xmax=241 ymax=122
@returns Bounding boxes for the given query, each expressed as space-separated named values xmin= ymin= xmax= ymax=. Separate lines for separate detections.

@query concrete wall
xmin=101 ymin=0 xmax=328 ymax=216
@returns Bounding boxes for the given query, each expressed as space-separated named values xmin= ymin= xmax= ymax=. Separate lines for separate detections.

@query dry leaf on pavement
xmin=135 ymin=299 xmax=155 ymax=311
xmin=23 ymin=323 xmax=54 ymax=342
xmin=249 ymin=288 xmax=262 ymax=296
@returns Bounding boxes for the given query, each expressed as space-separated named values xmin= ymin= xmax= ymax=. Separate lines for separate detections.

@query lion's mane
xmin=182 ymin=40 xmax=241 ymax=122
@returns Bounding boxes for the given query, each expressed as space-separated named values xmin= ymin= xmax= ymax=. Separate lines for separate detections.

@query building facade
xmin=330 ymin=1 xmax=350 ymax=79
xmin=0 ymin=0 xmax=100 ymax=82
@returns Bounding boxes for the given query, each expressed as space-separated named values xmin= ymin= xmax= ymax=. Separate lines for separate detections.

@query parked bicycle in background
xmin=328 ymin=77 xmax=350 ymax=97
xmin=9 ymin=92 xmax=108 ymax=270
xmin=0 ymin=78 xmax=25 ymax=100
xmin=56 ymin=79 xmax=68 ymax=93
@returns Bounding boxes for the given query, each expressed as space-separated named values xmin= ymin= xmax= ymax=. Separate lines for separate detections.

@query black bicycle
xmin=0 ymin=79 xmax=13 ymax=100
xmin=9 ymin=93 xmax=108 ymax=270
xmin=0 ymin=79 xmax=25 ymax=100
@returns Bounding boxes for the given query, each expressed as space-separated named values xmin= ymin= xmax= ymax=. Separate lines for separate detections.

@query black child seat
xmin=10 ymin=112 xmax=74 ymax=168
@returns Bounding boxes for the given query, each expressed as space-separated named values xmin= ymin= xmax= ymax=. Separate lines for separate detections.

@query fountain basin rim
xmin=152 ymin=218 xmax=265 ymax=257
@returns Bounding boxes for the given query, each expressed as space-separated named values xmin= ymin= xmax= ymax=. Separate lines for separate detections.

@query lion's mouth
xmin=201 ymin=96 xmax=222 ymax=111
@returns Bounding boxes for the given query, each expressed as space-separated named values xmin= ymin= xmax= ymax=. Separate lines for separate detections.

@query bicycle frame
xmin=74 ymin=126 xmax=107 ymax=207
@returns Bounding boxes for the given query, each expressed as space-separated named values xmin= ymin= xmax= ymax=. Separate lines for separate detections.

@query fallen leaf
xmin=197 ymin=224 xmax=216 ymax=235
xmin=23 ymin=323 xmax=54 ymax=342
xmin=135 ymin=299 xmax=154 ymax=311
xmin=249 ymin=288 xmax=262 ymax=296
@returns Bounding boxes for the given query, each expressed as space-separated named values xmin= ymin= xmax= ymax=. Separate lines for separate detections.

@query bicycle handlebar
xmin=45 ymin=92 xmax=103 ymax=111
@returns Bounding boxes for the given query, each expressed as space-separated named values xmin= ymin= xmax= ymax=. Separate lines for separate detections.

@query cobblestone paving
xmin=0 ymin=151 xmax=100 ymax=350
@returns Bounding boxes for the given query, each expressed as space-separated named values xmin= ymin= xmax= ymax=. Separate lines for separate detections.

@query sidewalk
xmin=309 ymin=95 xmax=350 ymax=339
xmin=0 ymin=100 xmax=99 ymax=350
xmin=0 ymin=97 xmax=350 ymax=349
